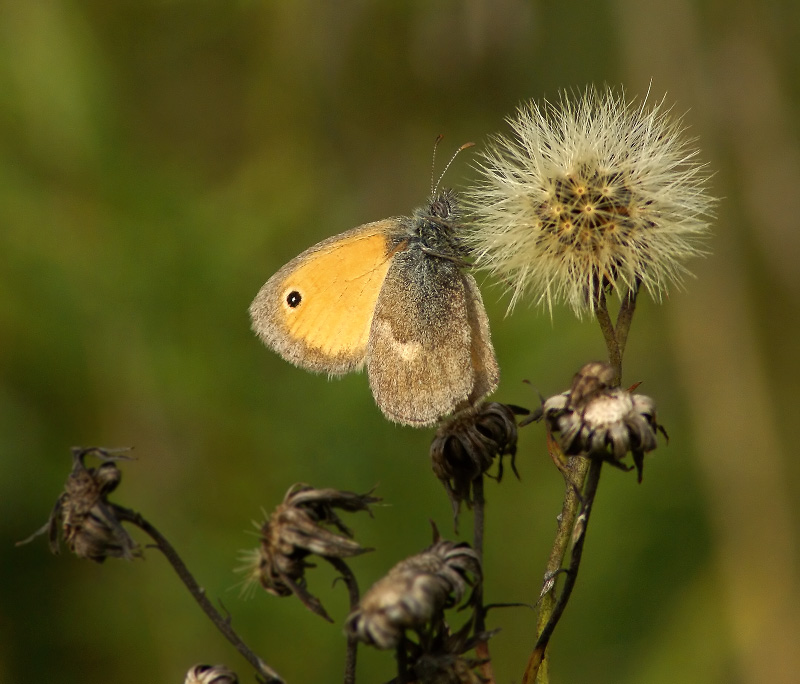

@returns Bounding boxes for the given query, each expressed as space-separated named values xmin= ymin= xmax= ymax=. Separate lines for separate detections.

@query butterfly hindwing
xmin=367 ymin=246 xmax=495 ymax=425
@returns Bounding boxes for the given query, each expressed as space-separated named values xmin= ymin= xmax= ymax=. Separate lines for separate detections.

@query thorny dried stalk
xmin=346 ymin=537 xmax=481 ymax=651
xmin=524 ymin=362 xmax=666 ymax=682
xmin=405 ymin=625 xmax=497 ymax=684
xmin=346 ymin=535 xmax=489 ymax=683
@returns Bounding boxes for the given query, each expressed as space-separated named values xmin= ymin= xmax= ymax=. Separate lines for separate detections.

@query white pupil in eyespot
xmin=286 ymin=291 xmax=302 ymax=308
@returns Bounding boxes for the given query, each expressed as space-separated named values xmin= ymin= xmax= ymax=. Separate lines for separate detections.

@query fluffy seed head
xmin=466 ymin=86 xmax=714 ymax=315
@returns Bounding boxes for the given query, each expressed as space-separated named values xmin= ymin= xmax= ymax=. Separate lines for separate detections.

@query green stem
xmin=614 ymin=285 xmax=639 ymax=366
xmin=525 ymin=286 xmax=639 ymax=683
xmin=523 ymin=454 xmax=591 ymax=684
xmin=595 ymin=291 xmax=622 ymax=384
xmin=531 ymin=459 xmax=602 ymax=656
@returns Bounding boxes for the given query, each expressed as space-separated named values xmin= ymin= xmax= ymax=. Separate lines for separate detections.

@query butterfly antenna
xmin=432 ymin=139 xmax=475 ymax=196
xmin=430 ymin=133 xmax=445 ymax=196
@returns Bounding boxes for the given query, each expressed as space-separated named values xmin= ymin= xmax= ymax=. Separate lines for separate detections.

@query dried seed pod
xmin=18 ymin=447 xmax=138 ymax=562
xmin=345 ymin=539 xmax=481 ymax=650
xmin=184 ymin=664 xmax=238 ymax=684
xmin=542 ymin=362 xmax=665 ymax=481
xmin=241 ymin=484 xmax=379 ymax=620
xmin=431 ymin=402 xmax=526 ymax=512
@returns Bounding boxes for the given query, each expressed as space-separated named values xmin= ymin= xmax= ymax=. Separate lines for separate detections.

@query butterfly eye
xmin=286 ymin=291 xmax=302 ymax=308
xmin=430 ymin=198 xmax=451 ymax=218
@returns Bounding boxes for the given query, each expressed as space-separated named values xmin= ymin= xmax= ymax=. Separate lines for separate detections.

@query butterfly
xmin=249 ymin=186 xmax=498 ymax=427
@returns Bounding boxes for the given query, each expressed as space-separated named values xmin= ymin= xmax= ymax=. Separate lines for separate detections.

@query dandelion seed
xmin=466 ymin=86 xmax=714 ymax=315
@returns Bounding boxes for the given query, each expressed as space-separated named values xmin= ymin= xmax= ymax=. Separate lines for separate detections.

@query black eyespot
xmin=286 ymin=291 xmax=302 ymax=308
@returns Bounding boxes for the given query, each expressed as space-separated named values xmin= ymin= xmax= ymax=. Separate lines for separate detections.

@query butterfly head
xmin=410 ymin=189 xmax=468 ymax=263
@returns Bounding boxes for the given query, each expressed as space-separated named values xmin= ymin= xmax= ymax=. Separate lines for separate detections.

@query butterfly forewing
xmin=250 ymin=221 xmax=398 ymax=374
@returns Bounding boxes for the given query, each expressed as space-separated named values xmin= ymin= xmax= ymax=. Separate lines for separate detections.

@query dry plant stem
xmin=473 ymin=476 xmax=486 ymax=565
xmin=525 ymin=453 xmax=590 ymax=684
xmin=526 ymin=290 xmax=639 ymax=683
xmin=113 ymin=505 xmax=284 ymax=684
xmin=524 ymin=459 xmax=603 ymax=683
xmin=472 ymin=476 xmax=496 ymax=684
xmin=325 ymin=556 xmax=360 ymax=684
xmin=396 ymin=636 xmax=411 ymax=684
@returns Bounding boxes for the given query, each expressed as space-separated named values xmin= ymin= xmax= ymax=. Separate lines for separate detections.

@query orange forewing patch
xmin=278 ymin=227 xmax=396 ymax=360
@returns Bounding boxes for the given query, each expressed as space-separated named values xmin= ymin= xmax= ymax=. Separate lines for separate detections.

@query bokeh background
xmin=2 ymin=1 xmax=799 ymax=683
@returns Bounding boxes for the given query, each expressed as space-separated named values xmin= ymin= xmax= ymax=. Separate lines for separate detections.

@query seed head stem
xmin=528 ymin=288 xmax=639 ymax=682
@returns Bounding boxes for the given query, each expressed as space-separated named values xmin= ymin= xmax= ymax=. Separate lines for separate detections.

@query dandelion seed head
xmin=466 ymin=86 xmax=715 ymax=315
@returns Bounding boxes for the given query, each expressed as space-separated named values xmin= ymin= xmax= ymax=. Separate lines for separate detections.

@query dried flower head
xmin=18 ymin=447 xmax=138 ymax=562
xmin=410 ymin=626 xmax=494 ymax=684
xmin=466 ymin=86 xmax=714 ymax=315
xmin=345 ymin=538 xmax=481 ymax=650
xmin=414 ymin=652 xmax=486 ymax=684
xmin=430 ymin=402 xmax=526 ymax=514
xmin=240 ymin=484 xmax=378 ymax=620
xmin=184 ymin=664 xmax=239 ymax=684
xmin=541 ymin=362 xmax=665 ymax=481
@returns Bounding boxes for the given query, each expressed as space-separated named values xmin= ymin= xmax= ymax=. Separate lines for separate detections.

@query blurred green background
xmin=2 ymin=1 xmax=799 ymax=683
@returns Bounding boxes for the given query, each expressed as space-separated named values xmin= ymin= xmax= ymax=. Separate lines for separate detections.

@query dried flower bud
xmin=542 ymin=363 xmax=664 ymax=481
xmin=407 ymin=620 xmax=496 ymax=684
xmin=567 ymin=361 xmax=616 ymax=405
xmin=18 ymin=447 xmax=138 ymax=562
xmin=184 ymin=664 xmax=238 ymax=684
xmin=466 ymin=86 xmax=714 ymax=315
xmin=431 ymin=402 xmax=526 ymax=513
xmin=241 ymin=484 xmax=378 ymax=620
xmin=414 ymin=652 xmax=485 ymax=684
xmin=345 ymin=539 xmax=481 ymax=650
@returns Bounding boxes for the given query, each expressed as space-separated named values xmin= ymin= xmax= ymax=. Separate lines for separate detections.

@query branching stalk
xmin=596 ymin=291 xmax=622 ymax=384
xmin=113 ymin=505 xmax=284 ymax=684
xmin=528 ymin=445 xmax=590 ymax=683
xmin=525 ymin=286 xmax=639 ymax=683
